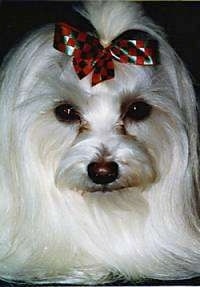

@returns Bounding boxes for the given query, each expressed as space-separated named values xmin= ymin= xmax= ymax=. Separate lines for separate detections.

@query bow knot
xmin=54 ymin=22 xmax=159 ymax=86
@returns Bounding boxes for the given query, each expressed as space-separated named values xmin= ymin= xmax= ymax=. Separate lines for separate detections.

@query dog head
xmin=0 ymin=1 xmax=199 ymax=284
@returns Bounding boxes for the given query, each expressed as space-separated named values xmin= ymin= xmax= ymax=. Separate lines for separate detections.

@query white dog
xmin=0 ymin=1 xmax=199 ymax=285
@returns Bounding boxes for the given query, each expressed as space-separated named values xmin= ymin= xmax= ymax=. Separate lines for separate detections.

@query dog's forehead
xmin=59 ymin=62 xmax=154 ymax=105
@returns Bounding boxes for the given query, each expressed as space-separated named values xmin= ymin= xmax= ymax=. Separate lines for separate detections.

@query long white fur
xmin=0 ymin=1 xmax=199 ymax=284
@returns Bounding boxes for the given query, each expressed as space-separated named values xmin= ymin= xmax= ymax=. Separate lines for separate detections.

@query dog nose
xmin=87 ymin=161 xmax=119 ymax=185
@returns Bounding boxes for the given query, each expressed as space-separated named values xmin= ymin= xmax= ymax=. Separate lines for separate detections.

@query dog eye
xmin=54 ymin=103 xmax=81 ymax=123
xmin=124 ymin=101 xmax=152 ymax=121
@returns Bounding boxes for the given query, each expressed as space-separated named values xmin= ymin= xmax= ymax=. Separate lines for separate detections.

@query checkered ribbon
xmin=54 ymin=22 xmax=159 ymax=86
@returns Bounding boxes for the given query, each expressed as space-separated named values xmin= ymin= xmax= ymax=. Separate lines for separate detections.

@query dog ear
xmin=177 ymin=59 xmax=200 ymax=221
xmin=162 ymin=43 xmax=200 ymax=221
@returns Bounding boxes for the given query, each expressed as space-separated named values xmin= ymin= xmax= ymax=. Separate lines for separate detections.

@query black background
xmin=0 ymin=1 xmax=200 ymax=286
xmin=0 ymin=1 xmax=200 ymax=95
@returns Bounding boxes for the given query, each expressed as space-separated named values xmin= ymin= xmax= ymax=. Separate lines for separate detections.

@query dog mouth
xmin=75 ymin=178 xmax=144 ymax=195
xmin=90 ymin=186 xmax=134 ymax=194
xmin=75 ymin=186 xmax=133 ymax=196
xmin=88 ymin=185 xmax=130 ymax=193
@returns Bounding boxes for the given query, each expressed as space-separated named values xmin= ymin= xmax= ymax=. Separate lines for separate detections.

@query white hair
xmin=0 ymin=1 xmax=199 ymax=284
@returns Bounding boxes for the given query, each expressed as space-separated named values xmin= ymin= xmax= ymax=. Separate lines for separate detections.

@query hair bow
xmin=54 ymin=22 xmax=159 ymax=86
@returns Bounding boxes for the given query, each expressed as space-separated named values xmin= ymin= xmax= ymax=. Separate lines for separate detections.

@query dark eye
xmin=124 ymin=101 xmax=152 ymax=122
xmin=54 ymin=103 xmax=81 ymax=123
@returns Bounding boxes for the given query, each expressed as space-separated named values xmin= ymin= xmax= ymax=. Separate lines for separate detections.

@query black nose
xmin=87 ymin=161 xmax=119 ymax=185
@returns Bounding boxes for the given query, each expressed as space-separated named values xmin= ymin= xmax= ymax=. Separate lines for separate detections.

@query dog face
xmin=0 ymin=1 xmax=199 ymax=284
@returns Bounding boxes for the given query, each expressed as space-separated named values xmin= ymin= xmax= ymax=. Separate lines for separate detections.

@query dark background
xmin=0 ymin=1 xmax=200 ymax=95
xmin=0 ymin=1 xmax=200 ymax=286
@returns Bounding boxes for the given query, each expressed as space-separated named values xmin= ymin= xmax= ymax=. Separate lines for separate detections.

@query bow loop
xmin=54 ymin=22 xmax=159 ymax=86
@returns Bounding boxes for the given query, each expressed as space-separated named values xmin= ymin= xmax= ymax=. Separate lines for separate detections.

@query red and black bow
xmin=54 ymin=22 xmax=159 ymax=86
